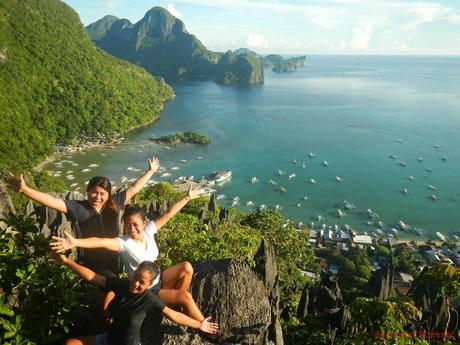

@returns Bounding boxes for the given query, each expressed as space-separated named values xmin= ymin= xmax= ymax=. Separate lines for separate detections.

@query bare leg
xmin=157 ymin=289 xmax=204 ymax=321
xmin=65 ymin=336 xmax=96 ymax=345
xmin=161 ymin=261 xmax=193 ymax=291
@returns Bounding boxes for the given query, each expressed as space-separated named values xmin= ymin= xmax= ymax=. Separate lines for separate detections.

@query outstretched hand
xmin=199 ymin=316 xmax=219 ymax=334
xmin=147 ymin=157 xmax=160 ymax=173
xmin=47 ymin=251 xmax=68 ymax=265
xmin=4 ymin=172 xmax=26 ymax=192
xmin=187 ymin=184 xmax=202 ymax=200
xmin=50 ymin=231 xmax=76 ymax=253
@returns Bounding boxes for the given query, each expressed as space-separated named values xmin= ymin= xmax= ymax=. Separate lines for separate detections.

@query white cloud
xmin=246 ymin=33 xmax=268 ymax=49
xmin=167 ymin=4 xmax=183 ymax=19
xmin=349 ymin=22 xmax=373 ymax=50
xmin=102 ymin=0 xmax=121 ymax=9
xmin=402 ymin=3 xmax=449 ymax=31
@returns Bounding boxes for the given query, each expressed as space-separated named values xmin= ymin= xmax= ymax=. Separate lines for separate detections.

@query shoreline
xmin=33 ymin=115 xmax=163 ymax=173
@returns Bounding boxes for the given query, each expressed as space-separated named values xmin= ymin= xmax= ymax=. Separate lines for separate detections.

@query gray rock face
xmin=0 ymin=181 xmax=16 ymax=227
xmin=142 ymin=255 xmax=283 ymax=344
xmin=365 ymin=260 xmax=394 ymax=300
xmin=297 ymin=272 xmax=350 ymax=332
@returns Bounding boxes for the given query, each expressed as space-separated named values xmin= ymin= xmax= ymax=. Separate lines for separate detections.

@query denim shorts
xmin=95 ymin=332 xmax=110 ymax=345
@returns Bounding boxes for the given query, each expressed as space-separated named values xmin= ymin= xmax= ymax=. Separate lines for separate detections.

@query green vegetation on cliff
xmin=152 ymin=131 xmax=210 ymax=145
xmin=0 ymin=0 xmax=174 ymax=170
xmin=85 ymin=7 xmax=264 ymax=85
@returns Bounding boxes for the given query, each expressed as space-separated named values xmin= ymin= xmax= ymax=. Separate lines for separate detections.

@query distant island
xmin=85 ymin=8 xmax=264 ymax=86
xmin=234 ymin=48 xmax=306 ymax=73
xmin=150 ymin=131 xmax=210 ymax=145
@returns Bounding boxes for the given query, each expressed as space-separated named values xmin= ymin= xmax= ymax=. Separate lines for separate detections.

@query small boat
xmin=88 ymin=163 xmax=99 ymax=168
xmin=335 ymin=176 xmax=342 ymax=182
xmin=342 ymin=200 xmax=356 ymax=210
xmin=431 ymin=194 xmax=438 ymax=201
xmin=245 ymin=201 xmax=255 ymax=207
xmin=216 ymin=194 xmax=225 ymax=200
xmin=259 ymin=204 xmax=267 ymax=210
xmin=301 ymin=160 xmax=306 ymax=169
xmin=413 ymin=227 xmax=424 ymax=236
xmin=180 ymin=159 xmax=188 ymax=163
xmin=337 ymin=209 xmax=344 ymax=218
xmin=66 ymin=170 xmax=73 ymax=174
xmin=121 ymin=176 xmax=128 ymax=183
xmin=161 ymin=172 xmax=171 ymax=177
xmin=171 ymin=167 xmax=180 ymax=171
xmin=231 ymin=196 xmax=240 ymax=206
xmin=402 ymin=188 xmax=408 ymax=195
xmin=303 ymin=196 xmax=308 ymax=200
xmin=212 ymin=170 xmax=232 ymax=183
xmin=389 ymin=155 xmax=397 ymax=159
xmin=417 ymin=157 xmax=423 ymax=162
xmin=408 ymin=175 xmax=414 ymax=181
xmin=267 ymin=180 xmax=277 ymax=186
xmin=366 ymin=208 xmax=379 ymax=219
xmin=250 ymin=177 xmax=258 ymax=184
xmin=66 ymin=175 xmax=75 ymax=180
xmin=288 ymin=173 xmax=296 ymax=179
xmin=81 ymin=168 xmax=91 ymax=173
xmin=433 ymin=144 xmax=440 ymax=149
xmin=321 ymin=161 xmax=328 ymax=167
xmin=397 ymin=139 xmax=403 ymax=143
xmin=297 ymin=222 xmax=304 ymax=229
xmin=377 ymin=221 xmax=385 ymax=228
xmin=441 ymin=155 xmax=447 ymax=161
xmin=309 ymin=178 xmax=317 ymax=184
xmin=293 ymin=157 xmax=297 ymax=164
xmin=453 ymin=235 xmax=460 ymax=241
xmin=391 ymin=228 xmax=399 ymax=235
xmin=296 ymin=203 xmax=301 ymax=208
xmin=436 ymin=232 xmax=446 ymax=242
xmin=196 ymin=156 xmax=204 ymax=160
xmin=274 ymin=204 xmax=282 ymax=211
xmin=70 ymin=183 xmax=78 ymax=188
xmin=398 ymin=221 xmax=410 ymax=231
xmin=399 ymin=162 xmax=407 ymax=167
xmin=344 ymin=224 xmax=351 ymax=231
xmin=279 ymin=187 xmax=287 ymax=193
xmin=426 ymin=168 xmax=433 ymax=172
xmin=308 ymin=152 xmax=314 ymax=158
xmin=427 ymin=185 xmax=436 ymax=190
xmin=316 ymin=214 xmax=323 ymax=221
xmin=276 ymin=169 xmax=284 ymax=176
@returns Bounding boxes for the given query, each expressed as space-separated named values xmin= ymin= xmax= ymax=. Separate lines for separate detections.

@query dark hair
xmin=86 ymin=176 xmax=117 ymax=211
xmin=137 ymin=260 xmax=160 ymax=283
xmin=123 ymin=204 xmax=146 ymax=221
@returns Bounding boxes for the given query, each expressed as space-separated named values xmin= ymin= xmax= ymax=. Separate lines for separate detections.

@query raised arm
xmin=154 ymin=184 xmax=202 ymax=231
xmin=7 ymin=174 xmax=67 ymax=213
xmin=162 ymin=307 xmax=218 ymax=334
xmin=125 ymin=157 xmax=160 ymax=202
xmin=51 ymin=253 xmax=106 ymax=288
xmin=50 ymin=231 xmax=120 ymax=252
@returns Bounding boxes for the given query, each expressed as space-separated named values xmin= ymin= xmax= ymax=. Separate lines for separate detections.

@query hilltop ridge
xmin=86 ymin=7 xmax=264 ymax=85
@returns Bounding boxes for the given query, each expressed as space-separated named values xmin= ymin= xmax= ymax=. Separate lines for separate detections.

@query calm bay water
xmin=48 ymin=55 xmax=460 ymax=240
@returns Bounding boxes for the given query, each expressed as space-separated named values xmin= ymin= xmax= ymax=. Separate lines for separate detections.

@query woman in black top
xmin=8 ymin=158 xmax=160 ymax=276
xmin=51 ymin=254 xmax=218 ymax=345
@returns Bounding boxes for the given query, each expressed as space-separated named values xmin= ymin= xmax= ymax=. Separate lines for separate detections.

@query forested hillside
xmin=0 ymin=0 xmax=174 ymax=170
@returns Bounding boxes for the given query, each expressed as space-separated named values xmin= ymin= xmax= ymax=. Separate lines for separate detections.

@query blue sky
xmin=64 ymin=0 xmax=460 ymax=54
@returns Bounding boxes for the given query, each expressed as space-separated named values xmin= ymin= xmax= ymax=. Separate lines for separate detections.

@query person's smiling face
xmin=87 ymin=186 xmax=109 ymax=211
xmin=129 ymin=269 xmax=153 ymax=294
xmin=124 ymin=214 xmax=146 ymax=241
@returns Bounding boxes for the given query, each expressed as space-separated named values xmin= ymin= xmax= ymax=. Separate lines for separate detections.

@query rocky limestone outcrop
xmin=141 ymin=240 xmax=283 ymax=344
xmin=0 ymin=181 xmax=16 ymax=228
xmin=297 ymin=272 xmax=350 ymax=332
xmin=365 ymin=259 xmax=394 ymax=300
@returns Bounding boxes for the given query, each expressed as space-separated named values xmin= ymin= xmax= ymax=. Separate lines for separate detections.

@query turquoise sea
xmin=47 ymin=55 xmax=460 ymax=240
